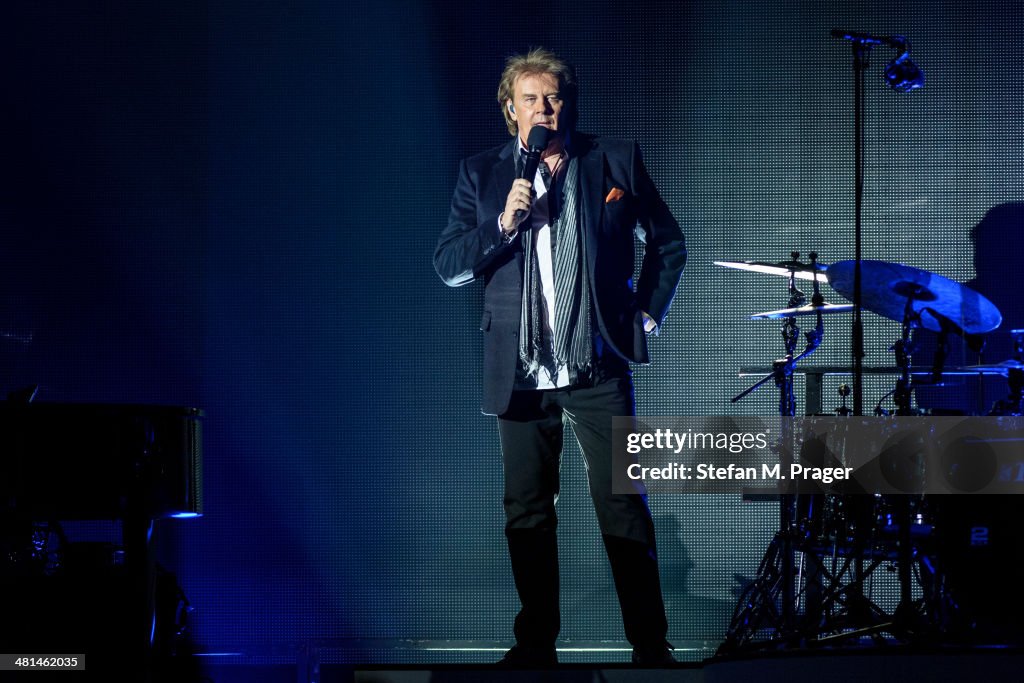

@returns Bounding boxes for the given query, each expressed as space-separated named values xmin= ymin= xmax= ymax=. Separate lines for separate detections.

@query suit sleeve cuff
xmin=497 ymin=213 xmax=518 ymax=243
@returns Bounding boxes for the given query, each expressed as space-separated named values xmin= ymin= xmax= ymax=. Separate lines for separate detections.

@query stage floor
xmin=187 ymin=639 xmax=1024 ymax=683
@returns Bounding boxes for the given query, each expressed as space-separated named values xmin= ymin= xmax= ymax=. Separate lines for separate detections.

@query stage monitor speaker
xmin=936 ymin=495 xmax=1024 ymax=644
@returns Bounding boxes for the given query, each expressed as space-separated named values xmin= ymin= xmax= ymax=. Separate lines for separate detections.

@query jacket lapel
xmin=578 ymin=141 xmax=604 ymax=275
xmin=492 ymin=139 xmax=517 ymax=211
xmin=493 ymin=139 xmax=522 ymax=269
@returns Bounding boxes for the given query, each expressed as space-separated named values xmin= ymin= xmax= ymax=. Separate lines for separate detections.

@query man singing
xmin=434 ymin=47 xmax=686 ymax=667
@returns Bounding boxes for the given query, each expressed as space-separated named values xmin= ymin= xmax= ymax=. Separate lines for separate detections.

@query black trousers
xmin=496 ymin=373 xmax=669 ymax=650
xmin=497 ymin=374 xmax=655 ymax=543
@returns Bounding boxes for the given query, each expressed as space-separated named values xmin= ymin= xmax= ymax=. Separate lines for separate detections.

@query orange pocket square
xmin=605 ymin=187 xmax=625 ymax=204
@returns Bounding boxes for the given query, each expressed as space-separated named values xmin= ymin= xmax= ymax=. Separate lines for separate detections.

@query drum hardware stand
xmin=722 ymin=253 xmax=829 ymax=652
xmin=721 ymin=493 xmax=945 ymax=653
xmin=836 ymin=384 xmax=852 ymax=416
xmin=880 ymin=304 xmax=990 ymax=636
xmin=731 ymin=253 xmax=825 ymax=411
xmin=875 ymin=294 xmax=922 ymax=417
xmin=919 ymin=306 xmax=987 ymax=391
xmin=720 ymin=256 xmax=946 ymax=654
xmin=928 ymin=312 xmax=953 ymax=388
xmin=966 ymin=330 xmax=991 ymax=416
xmin=988 ymin=329 xmax=1024 ymax=416
xmin=892 ymin=298 xmax=920 ymax=417
xmin=869 ymin=297 xmax=957 ymax=639
xmin=719 ymin=494 xmax=917 ymax=652
xmin=862 ymin=296 xmax=952 ymax=639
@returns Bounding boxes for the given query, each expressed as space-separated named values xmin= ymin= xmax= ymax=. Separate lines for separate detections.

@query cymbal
xmin=826 ymin=260 xmax=1002 ymax=334
xmin=714 ymin=259 xmax=828 ymax=281
xmin=750 ymin=302 xmax=854 ymax=320
xmin=964 ymin=360 xmax=1024 ymax=376
xmin=738 ymin=364 xmax=1020 ymax=377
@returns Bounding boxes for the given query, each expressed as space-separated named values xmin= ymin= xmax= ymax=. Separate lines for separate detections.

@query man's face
xmin=508 ymin=72 xmax=567 ymax=148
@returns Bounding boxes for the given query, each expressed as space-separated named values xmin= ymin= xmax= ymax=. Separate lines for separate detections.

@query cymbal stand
xmin=1006 ymin=330 xmax=1023 ymax=415
xmin=892 ymin=295 xmax=921 ymax=417
xmin=928 ymin=318 xmax=952 ymax=388
xmin=731 ymin=253 xmax=825 ymax=408
xmin=990 ymin=329 xmax=1024 ymax=416
xmin=874 ymin=295 xmax=934 ymax=417
xmin=721 ymin=254 xmax=825 ymax=652
xmin=868 ymin=295 xmax=946 ymax=639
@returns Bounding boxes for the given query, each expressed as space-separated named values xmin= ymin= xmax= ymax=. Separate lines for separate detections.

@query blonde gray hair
xmin=496 ymin=47 xmax=577 ymax=136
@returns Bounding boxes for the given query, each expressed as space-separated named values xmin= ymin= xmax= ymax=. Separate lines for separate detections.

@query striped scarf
xmin=518 ymin=153 xmax=593 ymax=383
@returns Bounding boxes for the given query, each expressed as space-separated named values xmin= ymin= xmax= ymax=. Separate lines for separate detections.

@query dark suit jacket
xmin=434 ymin=133 xmax=686 ymax=416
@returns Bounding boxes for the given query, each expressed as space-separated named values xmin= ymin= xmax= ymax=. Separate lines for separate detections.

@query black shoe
xmin=631 ymin=644 xmax=677 ymax=667
xmin=496 ymin=644 xmax=558 ymax=668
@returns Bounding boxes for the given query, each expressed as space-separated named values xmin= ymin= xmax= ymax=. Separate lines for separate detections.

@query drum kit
xmin=717 ymin=253 xmax=1012 ymax=416
xmin=713 ymin=253 xmax=1024 ymax=653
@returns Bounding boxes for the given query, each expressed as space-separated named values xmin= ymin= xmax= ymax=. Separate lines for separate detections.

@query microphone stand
xmin=831 ymin=29 xmax=923 ymax=415
xmin=831 ymin=29 xmax=919 ymax=415
xmin=842 ymin=41 xmax=907 ymax=635
xmin=831 ymin=34 xmax=936 ymax=642
xmin=849 ymin=38 xmax=870 ymax=418
xmin=829 ymin=35 xmax=884 ymax=642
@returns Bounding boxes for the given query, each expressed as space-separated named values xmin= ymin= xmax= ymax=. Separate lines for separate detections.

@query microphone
xmin=831 ymin=30 xmax=925 ymax=92
xmin=514 ymin=126 xmax=553 ymax=220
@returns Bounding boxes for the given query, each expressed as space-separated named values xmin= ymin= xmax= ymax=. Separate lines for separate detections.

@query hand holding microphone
xmin=502 ymin=179 xmax=534 ymax=234
xmin=501 ymin=126 xmax=552 ymax=235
